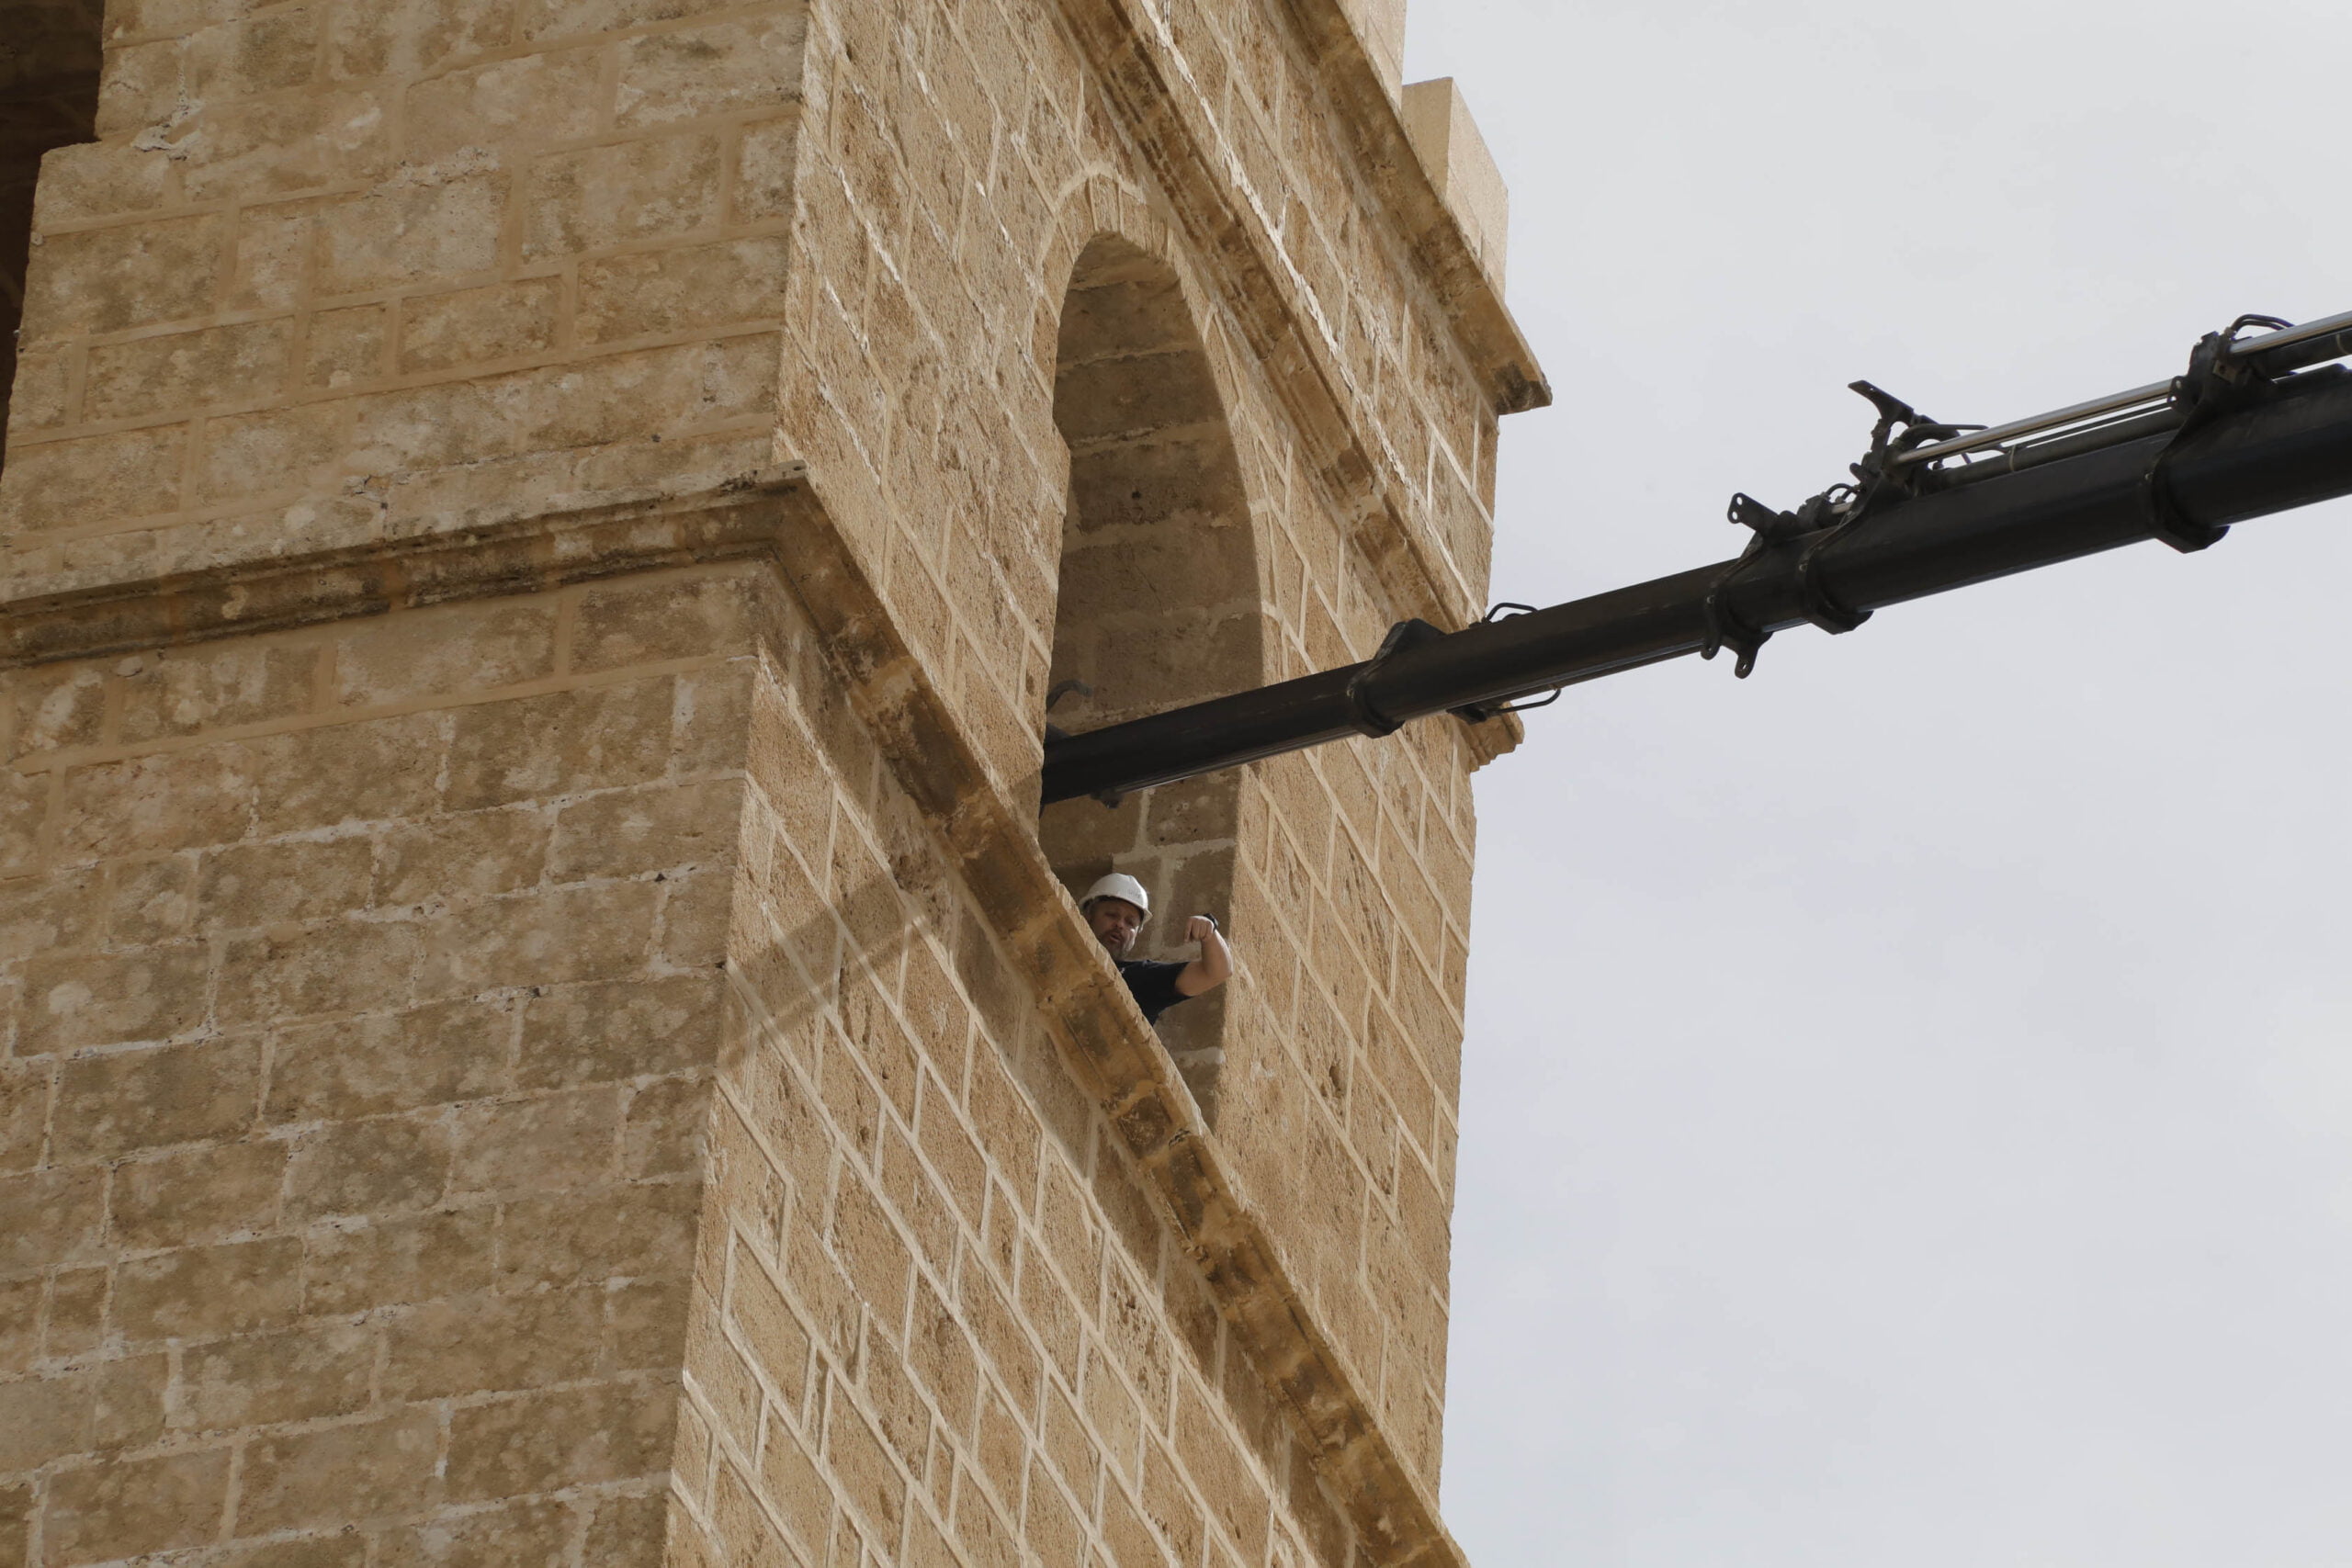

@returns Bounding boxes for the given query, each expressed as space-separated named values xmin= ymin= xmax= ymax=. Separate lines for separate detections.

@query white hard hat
xmin=1081 ymin=873 xmax=1151 ymax=922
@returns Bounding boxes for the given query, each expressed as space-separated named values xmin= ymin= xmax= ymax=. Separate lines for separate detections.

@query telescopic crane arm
xmin=1040 ymin=309 xmax=2352 ymax=807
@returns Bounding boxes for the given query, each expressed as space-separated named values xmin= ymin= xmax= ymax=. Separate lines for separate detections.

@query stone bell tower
xmin=0 ymin=0 xmax=1545 ymax=1562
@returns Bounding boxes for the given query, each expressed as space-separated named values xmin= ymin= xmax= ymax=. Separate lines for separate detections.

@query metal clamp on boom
xmin=1700 ymin=551 xmax=1771 ymax=679
xmin=1344 ymin=618 xmax=1444 ymax=736
xmin=2143 ymin=313 xmax=2291 ymax=552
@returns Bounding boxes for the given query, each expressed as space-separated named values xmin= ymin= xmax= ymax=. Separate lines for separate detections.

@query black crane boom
xmin=1040 ymin=310 xmax=2352 ymax=807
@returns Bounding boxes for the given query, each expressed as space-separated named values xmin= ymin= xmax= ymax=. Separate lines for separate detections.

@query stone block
xmin=522 ymin=0 xmax=742 ymax=44
xmin=40 ymin=1446 xmax=232 ymax=1564
xmin=1401 ymin=78 xmax=1510 ymax=290
xmin=225 ymin=197 xmax=320 ymax=313
xmin=621 ymin=1074 xmax=710 ymax=1177
xmin=320 ymin=164 xmax=507 ymax=294
xmin=0 ymin=1061 xmax=49 ymax=1173
xmin=548 ymin=775 xmax=742 ymax=880
xmin=270 ymin=999 xmax=512 ymax=1122
xmin=50 ymin=1036 xmax=260 ymax=1160
xmin=727 ymin=1249 xmax=810 ymax=1405
xmin=517 ymin=971 xmax=720 ymax=1087
xmin=198 ymin=835 xmax=375 ymax=929
xmin=32 ymin=140 xmax=177 ymax=228
xmin=415 ymin=879 xmax=658 ymax=997
xmin=119 ymin=639 xmax=320 ymax=743
xmin=307 ymin=302 xmax=390 ymax=388
xmin=574 ymin=568 xmax=759 ymax=672
xmin=9 ymin=664 xmax=107 ymax=759
xmin=236 ymin=1406 xmax=443 ymax=1533
xmin=582 ymin=1492 xmax=668 ymax=1563
xmin=187 ymin=6 xmax=323 ymax=99
xmin=443 ymin=679 xmax=673 ymax=809
xmin=91 ymin=1351 xmax=172 ymax=1451
xmin=6 ymin=349 xmax=72 ymax=435
xmin=376 ymin=1496 xmax=577 ymax=1566
xmin=445 ymin=1378 xmax=676 ymax=1500
xmin=20 ymin=213 xmax=224 ymax=341
xmin=217 ymin=917 xmax=422 ymax=1025
xmin=96 ymin=854 xmax=193 ymax=946
xmin=328 ymin=0 xmax=518 ymax=81
xmin=245 ymin=711 xmax=445 ymax=833
xmin=194 ymin=400 xmax=345 ymax=504
xmin=495 ymin=1180 xmax=696 ymax=1288
xmin=0 ymin=1367 xmax=91 ymax=1472
xmin=175 ymin=89 xmax=400 ymax=205
xmin=20 ymin=942 xmax=210 ymax=1055
xmin=181 ymin=1320 xmax=377 ymax=1429
xmin=522 ymin=131 xmax=722 ymax=258
xmin=613 ymin=14 xmax=808 ymax=127
xmin=398 ymin=277 xmax=560 ymax=373
xmin=404 ymin=44 xmax=605 ymax=158
xmin=0 ymin=423 xmax=187 ymax=536
xmin=300 ymin=1205 xmax=496 ymax=1314
xmin=115 ymin=1235 xmax=303 ymax=1340
xmin=0 ymin=1277 xmax=42 ymax=1371
xmin=733 ymin=112 xmax=799 ymax=222
xmin=578 ymin=233 xmax=790 ymax=343
xmin=375 ymin=807 xmax=548 ymax=906
xmin=0 ymin=771 xmax=48 ymax=876
xmin=334 ymin=599 xmax=559 ymax=706
xmin=351 ymin=335 xmax=771 ymax=470
xmin=823 ymin=1393 xmax=906 ymax=1545
xmin=287 ymin=1113 xmax=452 ymax=1218
xmin=85 ymin=317 xmax=292 ymax=423
xmin=111 ymin=1136 xmax=289 ymax=1247
xmin=57 ymin=745 xmax=254 ymax=859
xmin=448 ymin=1086 xmax=621 ymax=1194
xmin=381 ymin=1287 xmax=605 ymax=1400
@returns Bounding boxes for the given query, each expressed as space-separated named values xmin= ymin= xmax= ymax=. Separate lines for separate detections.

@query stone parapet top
xmin=1270 ymin=0 xmax=1545 ymax=414
xmin=1067 ymin=0 xmax=1546 ymax=418
xmin=0 ymin=468 xmax=1477 ymax=1565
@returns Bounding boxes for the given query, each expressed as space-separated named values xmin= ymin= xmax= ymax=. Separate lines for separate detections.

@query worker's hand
xmin=1184 ymin=914 xmax=1218 ymax=945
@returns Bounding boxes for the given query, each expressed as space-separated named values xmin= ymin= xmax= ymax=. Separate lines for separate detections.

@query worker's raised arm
xmin=1174 ymin=915 xmax=1231 ymax=997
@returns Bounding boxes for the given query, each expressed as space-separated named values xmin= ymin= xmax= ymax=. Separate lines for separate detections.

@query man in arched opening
xmin=1080 ymin=873 xmax=1232 ymax=1025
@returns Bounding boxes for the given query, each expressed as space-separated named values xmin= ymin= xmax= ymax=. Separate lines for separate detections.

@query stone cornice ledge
xmin=0 ymin=472 xmax=796 ymax=667
xmin=0 ymin=471 xmax=1471 ymax=1568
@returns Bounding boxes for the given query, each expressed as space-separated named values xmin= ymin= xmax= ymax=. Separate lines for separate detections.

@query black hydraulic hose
xmin=1040 ymin=364 xmax=2352 ymax=806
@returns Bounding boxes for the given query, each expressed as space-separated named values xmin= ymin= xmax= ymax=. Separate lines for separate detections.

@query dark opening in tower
xmin=0 ymin=0 xmax=104 ymax=470
xmin=1037 ymin=235 xmax=1264 ymax=1120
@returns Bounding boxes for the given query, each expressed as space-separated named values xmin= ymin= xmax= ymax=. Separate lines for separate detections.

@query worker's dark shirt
xmin=1115 ymin=959 xmax=1188 ymax=1023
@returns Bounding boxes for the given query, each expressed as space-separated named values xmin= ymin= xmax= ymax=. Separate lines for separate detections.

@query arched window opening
xmin=0 ymin=0 xmax=104 ymax=470
xmin=1037 ymin=235 xmax=1263 ymax=1122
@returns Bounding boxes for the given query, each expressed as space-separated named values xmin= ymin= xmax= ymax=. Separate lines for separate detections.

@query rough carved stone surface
xmin=0 ymin=0 xmax=1544 ymax=1563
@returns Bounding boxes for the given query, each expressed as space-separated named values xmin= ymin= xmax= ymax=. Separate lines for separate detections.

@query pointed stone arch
xmin=1036 ymin=230 xmax=1266 ymax=1120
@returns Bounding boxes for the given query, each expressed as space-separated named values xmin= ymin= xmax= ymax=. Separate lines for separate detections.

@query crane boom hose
xmin=1040 ymin=313 xmax=2352 ymax=807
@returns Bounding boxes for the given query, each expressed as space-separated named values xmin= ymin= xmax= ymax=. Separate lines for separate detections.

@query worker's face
xmin=1087 ymin=897 xmax=1145 ymax=957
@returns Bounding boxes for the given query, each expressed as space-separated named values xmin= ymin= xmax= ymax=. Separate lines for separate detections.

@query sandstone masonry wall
xmin=2 ymin=564 xmax=756 ymax=1563
xmin=1 ymin=0 xmax=810 ymax=591
xmin=0 ymin=0 xmax=1544 ymax=1560
xmin=667 ymin=567 xmax=1372 ymax=1567
xmin=780 ymin=0 xmax=1501 ymax=1486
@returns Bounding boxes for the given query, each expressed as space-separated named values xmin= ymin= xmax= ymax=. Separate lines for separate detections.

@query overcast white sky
xmin=1403 ymin=4 xmax=2352 ymax=1563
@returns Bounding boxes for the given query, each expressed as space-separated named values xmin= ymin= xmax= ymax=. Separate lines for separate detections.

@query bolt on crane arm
xmin=1040 ymin=310 xmax=2352 ymax=807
